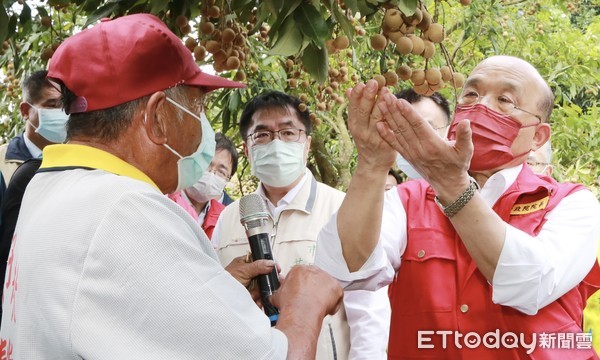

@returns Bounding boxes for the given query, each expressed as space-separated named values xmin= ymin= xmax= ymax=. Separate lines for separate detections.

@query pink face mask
xmin=447 ymin=104 xmax=538 ymax=171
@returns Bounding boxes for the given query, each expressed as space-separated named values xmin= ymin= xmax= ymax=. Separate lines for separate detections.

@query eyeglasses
xmin=458 ymin=91 xmax=543 ymax=123
xmin=246 ymin=128 xmax=306 ymax=145
xmin=207 ymin=166 xmax=230 ymax=181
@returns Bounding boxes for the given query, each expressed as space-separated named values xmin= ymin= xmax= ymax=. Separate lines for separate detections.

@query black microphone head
xmin=239 ymin=193 xmax=269 ymax=226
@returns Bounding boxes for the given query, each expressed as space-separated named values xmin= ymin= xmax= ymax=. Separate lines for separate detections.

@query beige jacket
xmin=0 ymin=143 xmax=24 ymax=184
xmin=216 ymin=172 xmax=350 ymax=360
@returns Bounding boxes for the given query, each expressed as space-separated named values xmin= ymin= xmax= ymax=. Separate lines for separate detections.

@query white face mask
xmin=29 ymin=106 xmax=69 ymax=143
xmin=161 ymin=98 xmax=215 ymax=192
xmin=185 ymin=171 xmax=227 ymax=203
xmin=250 ymin=139 xmax=306 ymax=187
xmin=395 ymin=154 xmax=422 ymax=180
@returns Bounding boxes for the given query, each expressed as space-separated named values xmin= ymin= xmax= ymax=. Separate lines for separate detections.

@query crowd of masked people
xmin=0 ymin=13 xmax=598 ymax=360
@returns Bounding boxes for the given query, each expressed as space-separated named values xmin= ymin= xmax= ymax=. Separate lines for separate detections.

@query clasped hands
xmin=347 ymin=79 xmax=473 ymax=202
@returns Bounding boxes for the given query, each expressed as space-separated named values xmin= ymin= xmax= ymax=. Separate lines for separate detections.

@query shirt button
xmin=460 ymin=304 xmax=469 ymax=313
xmin=417 ymin=250 xmax=426 ymax=258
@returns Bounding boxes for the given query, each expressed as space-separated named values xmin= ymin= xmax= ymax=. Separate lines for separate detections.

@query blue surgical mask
xmin=29 ymin=105 xmax=69 ymax=143
xmin=162 ymin=97 xmax=215 ymax=192
xmin=250 ymin=139 xmax=306 ymax=187
xmin=395 ymin=154 xmax=422 ymax=180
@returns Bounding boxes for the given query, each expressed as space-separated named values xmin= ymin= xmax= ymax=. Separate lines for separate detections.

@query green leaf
xmin=343 ymin=0 xmax=359 ymax=13
xmin=85 ymin=3 xmax=120 ymax=27
xmin=268 ymin=17 xmax=303 ymax=56
xmin=356 ymin=0 xmax=379 ymax=18
xmin=7 ymin=14 xmax=17 ymax=38
xmin=36 ymin=7 xmax=49 ymax=18
xmin=294 ymin=2 xmax=328 ymax=42
xmin=0 ymin=6 xmax=8 ymax=44
xmin=330 ymin=4 xmax=354 ymax=41
xmin=398 ymin=0 xmax=418 ymax=16
xmin=149 ymin=0 xmax=169 ymax=14
xmin=19 ymin=2 xmax=31 ymax=25
xmin=232 ymin=0 xmax=255 ymax=10
xmin=301 ymin=41 xmax=328 ymax=84
xmin=81 ymin=0 xmax=103 ymax=12
xmin=268 ymin=0 xmax=302 ymax=37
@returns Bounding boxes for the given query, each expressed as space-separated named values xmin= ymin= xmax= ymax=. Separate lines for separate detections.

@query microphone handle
xmin=247 ymin=232 xmax=280 ymax=325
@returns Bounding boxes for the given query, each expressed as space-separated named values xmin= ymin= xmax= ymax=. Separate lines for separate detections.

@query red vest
xmin=389 ymin=166 xmax=600 ymax=359
xmin=202 ymin=199 xmax=225 ymax=240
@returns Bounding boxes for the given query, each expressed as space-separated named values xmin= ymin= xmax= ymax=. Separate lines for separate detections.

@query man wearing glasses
xmin=315 ymin=55 xmax=600 ymax=358
xmin=214 ymin=90 xmax=389 ymax=360
xmin=169 ymin=132 xmax=238 ymax=240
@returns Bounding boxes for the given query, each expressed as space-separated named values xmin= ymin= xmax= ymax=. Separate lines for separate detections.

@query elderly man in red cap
xmin=0 ymin=14 xmax=342 ymax=359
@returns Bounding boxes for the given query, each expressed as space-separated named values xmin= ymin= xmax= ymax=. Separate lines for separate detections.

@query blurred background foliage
xmin=1 ymin=0 xmax=598 ymax=198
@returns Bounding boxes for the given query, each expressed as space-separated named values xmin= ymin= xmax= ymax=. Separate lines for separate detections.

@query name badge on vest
xmin=510 ymin=196 xmax=549 ymax=215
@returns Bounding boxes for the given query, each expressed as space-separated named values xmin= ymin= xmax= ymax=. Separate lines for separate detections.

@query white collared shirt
xmin=257 ymin=169 xmax=309 ymax=221
xmin=315 ymin=165 xmax=600 ymax=315
xmin=23 ymin=134 xmax=43 ymax=159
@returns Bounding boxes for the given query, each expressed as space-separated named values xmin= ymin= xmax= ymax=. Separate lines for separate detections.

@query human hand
xmin=271 ymin=265 xmax=342 ymax=318
xmin=376 ymin=92 xmax=473 ymax=199
xmin=346 ymin=80 xmax=397 ymax=172
xmin=225 ymin=255 xmax=281 ymax=303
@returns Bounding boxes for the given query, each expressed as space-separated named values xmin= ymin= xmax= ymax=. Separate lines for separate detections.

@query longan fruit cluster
xmin=181 ymin=2 xmax=252 ymax=82
xmin=369 ymin=4 xmax=467 ymax=94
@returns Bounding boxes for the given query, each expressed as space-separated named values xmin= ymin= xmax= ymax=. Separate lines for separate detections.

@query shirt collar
xmin=478 ymin=164 xmax=523 ymax=207
xmin=23 ymin=134 xmax=43 ymax=159
xmin=258 ymin=169 xmax=309 ymax=218
xmin=40 ymin=144 xmax=159 ymax=190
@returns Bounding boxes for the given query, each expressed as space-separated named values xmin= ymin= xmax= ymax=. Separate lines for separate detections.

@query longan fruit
xmin=422 ymin=40 xmax=435 ymax=58
xmin=460 ymin=0 xmax=472 ymax=5
xmin=384 ymin=9 xmax=404 ymax=32
xmin=205 ymin=40 xmax=221 ymax=54
xmin=41 ymin=16 xmax=52 ymax=27
xmin=185 ymin=37 xmax=197 ymax=50
xmin=413 ymin=81 xmax=430 ymax=95
xmin=408 ymin=35 xmax=424 ymax=55
xmin=200 ymin=22 xmax=215 ymax=35
xmin=440 ymin=66 xmax=452 ymax=82
xmin=175 ymin=15 xmax=188 ymax=28
xmin=226 ymin=56 xmax=240 ymax=69
xmin=234 ymin=70 xmax=246 ymax=81
xmin=298 ymin=103 xmax=307 ymax=112
xmin=427 ymin=23 xmax=445 ymax=43
xmin=425 ymin=68 xmax=442 ymax=85
xmin=193 ymin=46 xmax=207 ymax=61
xmin=208 ymin=5 xmax=221 ymax=18
xmin=180 ymin=24 xmax=192 ymax=35
xmin=394 ymin=36 xmax=413 ymax=55
xmin=396 ymin=64 xmax=412 ymax=81
xmin=383 ymin=70 xmax=399 ymax=87
xmin=333 ymin=35 xmax=350 ymax=50
xmin=411 ymin=69 xmax=426 ymax=86
xmin=221 ymin=28 xmax=236 ymax=43
xmin=373 ymin=74 xmax=386 ymax=89
xmin=370 ymin=34 xmax=387 ymax=51
xmin=451 ymin=72 xmax=465 ymax=88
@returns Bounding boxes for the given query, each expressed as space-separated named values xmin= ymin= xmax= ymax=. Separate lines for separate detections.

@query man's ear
xmin=531 ymin=123 xmax=551 ymax=151
xmin=143 ymin=91 xmax=169 ymax=145
xmin=243 ymin=142 xmax=249 ymax=157
xmin=19 ymin=102 xmax=31 ymax=119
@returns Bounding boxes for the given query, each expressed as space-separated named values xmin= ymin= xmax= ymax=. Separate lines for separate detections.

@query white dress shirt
xmin=315 ymin=165 xmax=600 ymax=315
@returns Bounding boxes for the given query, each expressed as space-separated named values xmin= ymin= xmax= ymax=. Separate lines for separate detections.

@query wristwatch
xmin=434 ymin=177 xmax=480 ymax=218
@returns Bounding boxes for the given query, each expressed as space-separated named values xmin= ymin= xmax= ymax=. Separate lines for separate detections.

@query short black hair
xmin=22 ymin=70 xmax=52 ymax=104
xmin=238 ymin=90 xmax=311 ymax=140
xmin=215 ymin=132 xmax=238 ymax=177
xmin=395 ymin=89 xmax=451 ymax=125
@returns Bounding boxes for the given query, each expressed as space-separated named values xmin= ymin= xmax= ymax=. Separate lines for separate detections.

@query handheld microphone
xmin=239 ymin=193 xmax=280 ymax=326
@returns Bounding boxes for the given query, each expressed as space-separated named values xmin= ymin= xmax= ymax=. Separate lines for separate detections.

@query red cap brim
xmin=185 ymin=70 xmax=245 ymax=92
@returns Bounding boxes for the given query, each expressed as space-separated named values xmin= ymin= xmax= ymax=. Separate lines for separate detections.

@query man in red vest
xmin=315 ymin=55 xmax=600 ymax=359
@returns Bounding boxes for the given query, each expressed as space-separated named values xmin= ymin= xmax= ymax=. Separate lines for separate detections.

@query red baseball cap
xmin=48 ymin=13 xmax=245 ymax=114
